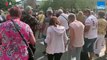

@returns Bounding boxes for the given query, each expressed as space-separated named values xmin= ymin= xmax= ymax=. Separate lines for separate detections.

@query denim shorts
xmin=83 ymin=38 xmax=97 ymax=52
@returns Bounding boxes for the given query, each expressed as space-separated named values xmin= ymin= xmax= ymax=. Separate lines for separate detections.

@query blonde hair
xmin=77 ymin=11 xmax=85 ymax=23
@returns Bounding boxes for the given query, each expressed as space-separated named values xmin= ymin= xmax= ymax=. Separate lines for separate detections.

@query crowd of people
xmin=0 ymin=5 xmax=107 ymax=60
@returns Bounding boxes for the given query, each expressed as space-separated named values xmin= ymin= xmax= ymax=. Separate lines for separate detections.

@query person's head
xmin=9 ymin=6 xmax=22 ymax=18
xmin=39 ymin=11 xmax=44 ymax=14
xmin=77 ymin=11 xmax=85 ymax=22
xmin=57 ymin=9 xmax=63 ymax=15
xmin=77 ymin=11 xmax=84 ymax=16
xmin=98 ymin=11 xmax=105 ymax=18
xmin=49 ymin=16 xmax=60 ymax=27
xmin=91 ymin=11 xmax=95 ymax=15
xmin=25 ymin=6 xmax=33 ymax=14
xmin=46 ymin=11 xmax=53 ymax=17
xmin=63 ymin=9 xmax=68 ymax=14
xmin=68 ymin=13 xmax=76 ymax=23
xmin=83 ymin=9 xmax=91 ymax=17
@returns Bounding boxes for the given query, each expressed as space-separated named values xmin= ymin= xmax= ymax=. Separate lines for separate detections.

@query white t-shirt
xmin=85 ymin=15 xmax=98 ymax=39
xmin=58 ymin=13 xmax=69 ymax=30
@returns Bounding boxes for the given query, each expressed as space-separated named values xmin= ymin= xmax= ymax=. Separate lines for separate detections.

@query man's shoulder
xmin=86 ymin=15 xmax=97 ymax=21
xmin=78 ymin=21 xmax=84 ymax=25
xmin=70 ymin=21 xmax=83 ymax=25
xmin=58 ymin=14 xmax=68 ymax=21
xmin=69 ymin=22 xmax=76 ymax=27
xmin=89 ymin=15 xmax=97 ymax=19
xmin=61 ymin=13 xmax=68 ymax=18
xmin=100 ymin=19 xmax=107 ymax=24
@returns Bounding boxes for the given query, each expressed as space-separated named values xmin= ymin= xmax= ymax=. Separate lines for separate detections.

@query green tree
xmin=24 ymin=0 xmax=36 ymax=9
xmin=41 ymin=0 xmax=97 ymax=11
xmin=0 ymin=0 xmax=17 ymax=10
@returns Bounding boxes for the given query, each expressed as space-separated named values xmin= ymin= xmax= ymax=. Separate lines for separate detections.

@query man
xmin=21 ymin=6 xmax=39 ymax=37
xmin=58 ymin=9 xmax=69 ymax=31
xmin=21 ymin=6 xmax=39 ymax=54
xmin=105 ymin=13 xmax=107 ymax=54
xmin=83 ymin=9 xmax=98 ymax=60
xmin=43 ymin=10 xmax=53 ymax=38
xmin=94 ymin=11 xmax=107 ymax=57
xmin=68 ymin=13 xmax=85 ymax=60
xmin=42 ymin=10 xmax=53 ymax=54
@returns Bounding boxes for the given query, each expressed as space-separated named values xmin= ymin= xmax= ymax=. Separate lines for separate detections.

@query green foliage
xmin=0 ymin=0 xmax=6 ymax=9
xmin=40 ymin=1 xmax=50 ymax=11
xmin=41 ymin=0 xmax=97 ymax=10
xmin=0 ymin=0 xmax=20 ymax=10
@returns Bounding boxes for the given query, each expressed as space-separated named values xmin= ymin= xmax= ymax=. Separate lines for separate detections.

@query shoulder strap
xmin=11 ymin=20 xmax=34 ymax=57
xmin=11 ymin=20 xmax=28 ymax=46
xmin=61 ymin=15 xmax=68 ymax=21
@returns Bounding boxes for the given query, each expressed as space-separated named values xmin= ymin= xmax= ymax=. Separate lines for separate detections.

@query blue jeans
xmin=83 ymin=38 xmax=97 ymax=52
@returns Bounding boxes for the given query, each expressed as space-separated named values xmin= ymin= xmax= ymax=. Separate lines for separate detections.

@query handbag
xmin=11 ymin=20 xmax=35 ymax=60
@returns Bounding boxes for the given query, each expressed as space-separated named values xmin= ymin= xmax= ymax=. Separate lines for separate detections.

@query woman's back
xmin=0 ymin=19 xmax=33 ymax=60
xmin=45 ymin=25 xmax=68 ymax=54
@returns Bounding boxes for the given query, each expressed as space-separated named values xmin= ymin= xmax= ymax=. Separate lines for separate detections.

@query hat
xmin=25 ymin=6 xmax=33 ymax=12
xmin=39 ymin=10 xmax=44 ymax=14
xmin=47 ymin=7 xmax=53 ymax=13
xmin=58 ymin=9 xmax=63 ymax=13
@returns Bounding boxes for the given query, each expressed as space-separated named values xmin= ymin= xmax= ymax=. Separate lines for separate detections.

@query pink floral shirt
xmin=0 ymin=18 xmax=33 ymax=60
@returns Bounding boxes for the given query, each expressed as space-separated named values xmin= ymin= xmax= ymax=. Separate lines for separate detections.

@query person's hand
xmin=68 ymin=44 xmax=74 ymax=51
xmin=71 ymin=45 xmax=74 ymax=48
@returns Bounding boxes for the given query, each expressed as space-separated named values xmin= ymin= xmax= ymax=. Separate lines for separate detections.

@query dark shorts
xmin=83 ymin=38 xmax=97 ymax=53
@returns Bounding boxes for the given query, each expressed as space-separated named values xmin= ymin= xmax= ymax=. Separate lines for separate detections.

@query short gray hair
xmin=68 ymin=13 xmax=76 ymax=20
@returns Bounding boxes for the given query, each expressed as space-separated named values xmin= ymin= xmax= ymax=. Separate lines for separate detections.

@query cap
xmin=58 ymin=9 xmax=63 ymax=13
xmin=47 ymin=7 xmax=53 ymax=13
xmin=25 ymin=6 xmax=33 ymax=12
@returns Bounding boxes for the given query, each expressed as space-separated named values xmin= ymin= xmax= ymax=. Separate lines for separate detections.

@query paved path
xmin=34 ymin=39 xmax=107 ymax=60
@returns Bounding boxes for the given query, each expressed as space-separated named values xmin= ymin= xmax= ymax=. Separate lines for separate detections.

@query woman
xmin=0 ymin=6 xmax=36 ymax=60
xmin=45 ymin=16 xmax=68 ymax=60
xmin=76 ymin=11 xmax=85 ymax=24
xmin=37 ymin=11 xmax=45 ymax=38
